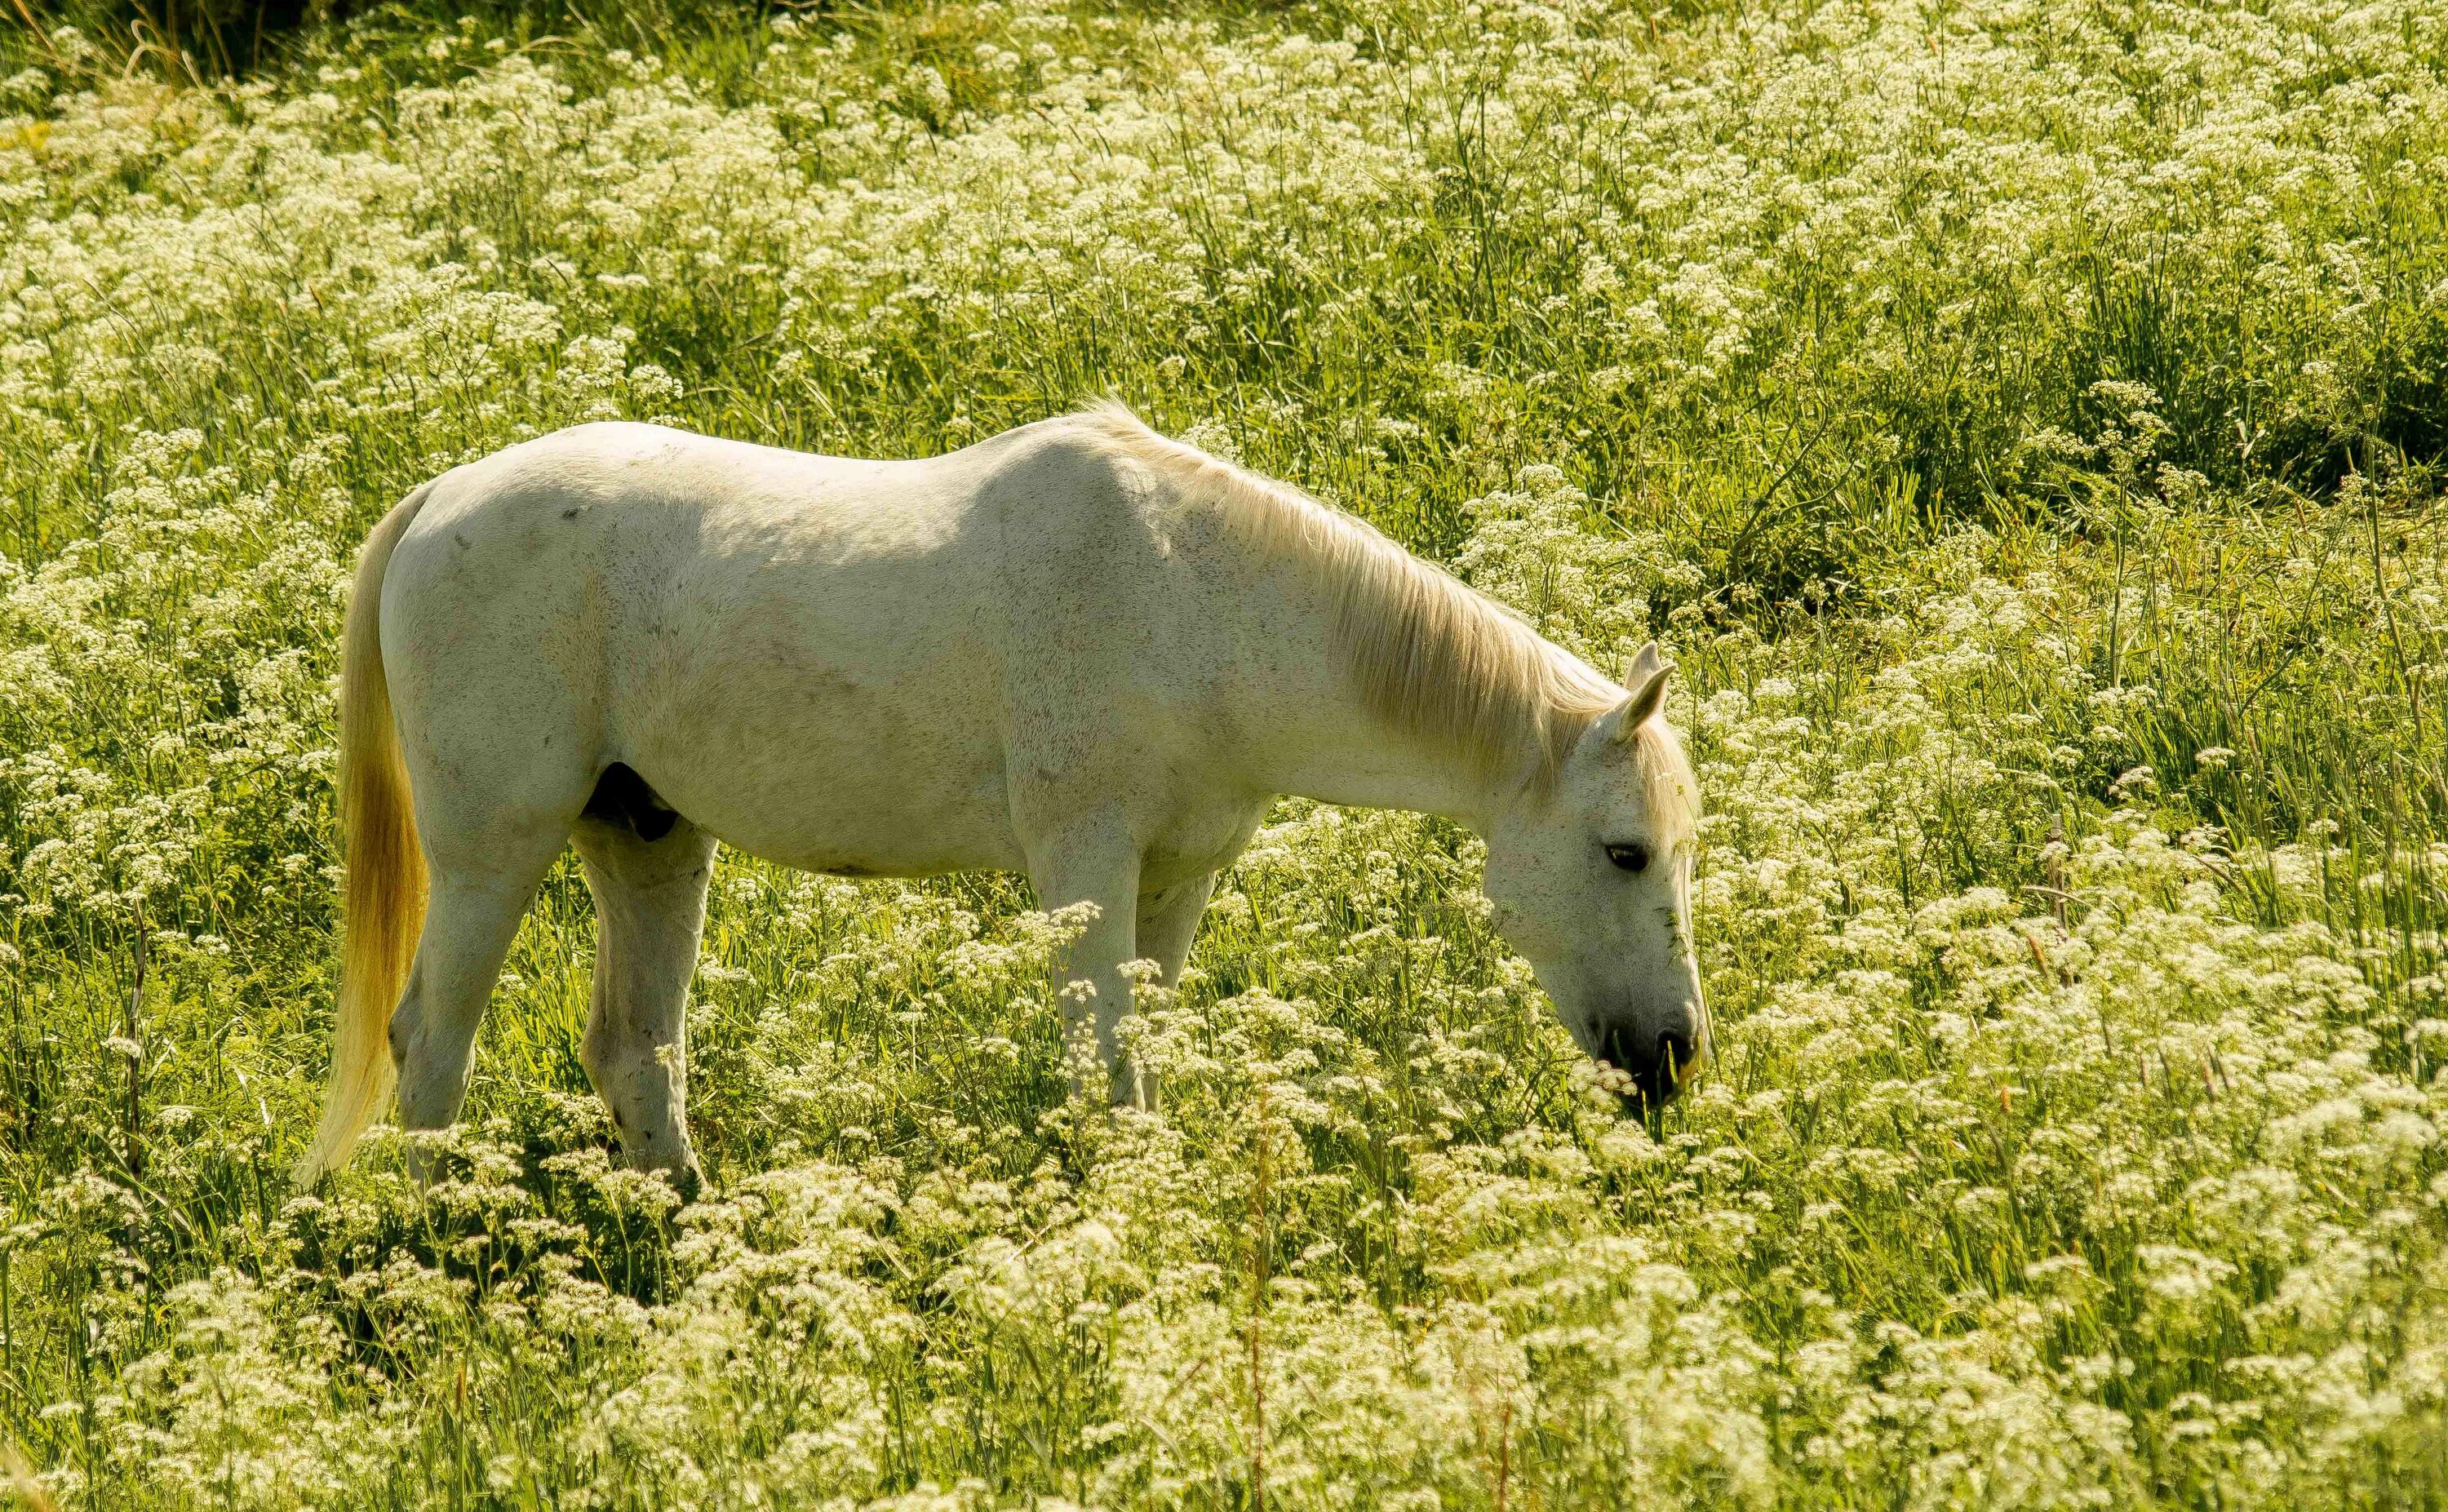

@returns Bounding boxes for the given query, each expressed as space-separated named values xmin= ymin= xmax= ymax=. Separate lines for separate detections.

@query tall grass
xmin=2 ymin=0 xmax=2446 ymax=1505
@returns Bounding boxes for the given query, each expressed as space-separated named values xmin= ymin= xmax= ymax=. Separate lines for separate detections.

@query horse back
xmin=376 ymin=419 xmax=1244 ymax=874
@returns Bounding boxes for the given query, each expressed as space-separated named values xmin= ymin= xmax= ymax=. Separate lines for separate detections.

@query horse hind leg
xmin=378 ymin=561 xmax=598 ymax=1174
xmin=391 ymin=835 xmax=570 ymax=1164
xmin=573 ymin=774 xmax=719 ymax=1202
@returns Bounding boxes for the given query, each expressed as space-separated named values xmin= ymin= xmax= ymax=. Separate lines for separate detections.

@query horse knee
xmin=388 ymin=982 xmax=473 ymax=1129
xmin=577 ymin=1014 xmax=617 ymax=1089
xmin=386 ymin=987 xmax=419 ymax=1068
xmin=579 ymin=1017 xmax=689 ymax=1137
xmin=577 ymin=1014 xmax=661 ymax=1097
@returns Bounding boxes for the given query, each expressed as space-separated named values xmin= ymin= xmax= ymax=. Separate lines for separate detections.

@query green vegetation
xmin=3 ymin=0 xmax=2448 ymax=1504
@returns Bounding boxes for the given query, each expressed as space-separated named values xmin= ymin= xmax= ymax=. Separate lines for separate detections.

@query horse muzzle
xmin=1600 ymin=1019 xmax=1705 ymax=1111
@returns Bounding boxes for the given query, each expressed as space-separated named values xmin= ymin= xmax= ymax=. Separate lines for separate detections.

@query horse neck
xmin=1142 ymin=441 xmax=1570 ymax=830
xmin=1226 ymin=592 xmax=1543 ymax=835
xmin=1251 ymin=708 xmax=1520 ymax=830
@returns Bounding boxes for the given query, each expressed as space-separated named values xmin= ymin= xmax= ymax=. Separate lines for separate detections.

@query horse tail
xmin=295 ymin=483 xmax=434 ymax=1186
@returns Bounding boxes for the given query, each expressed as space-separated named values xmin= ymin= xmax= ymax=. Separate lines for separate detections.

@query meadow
xmin=3 ymin=0 xmax=2448 ymax=1504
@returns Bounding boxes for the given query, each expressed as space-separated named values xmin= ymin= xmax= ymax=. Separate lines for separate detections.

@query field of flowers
xmin=3 ymin=0 xmax=2448 ymax=1504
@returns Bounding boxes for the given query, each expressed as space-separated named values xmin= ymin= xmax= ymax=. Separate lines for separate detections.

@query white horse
xmin=295 ymin=405 xmax=1705 ymax=1195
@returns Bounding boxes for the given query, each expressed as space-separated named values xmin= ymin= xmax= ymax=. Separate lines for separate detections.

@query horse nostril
xmin=1658 ymin=1030 xmax=1693 ymax=1076
xmin=1600 ymin=1026 xmax=1633 ymax=1071
xmin=1603 ymin=1029 xmax=1692 ymax=1114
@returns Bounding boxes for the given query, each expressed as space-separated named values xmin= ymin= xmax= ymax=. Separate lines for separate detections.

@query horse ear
xmin=1621 ymin=641 xmax=1667 ymax=691
xmin=1613 ymin=643 xmax=1672 ymax=744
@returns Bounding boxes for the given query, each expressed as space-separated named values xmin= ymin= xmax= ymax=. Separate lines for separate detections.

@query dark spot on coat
xmin=583 ymin=761 xmax=681 ymax=842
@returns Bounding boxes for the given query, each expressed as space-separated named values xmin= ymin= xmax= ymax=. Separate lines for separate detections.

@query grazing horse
xmin=295 ymin=405 xmax=1705 ymax=1195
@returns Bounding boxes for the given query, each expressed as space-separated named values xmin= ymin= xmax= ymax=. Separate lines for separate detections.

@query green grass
xmin=3 ymin=0 xmax=2448 ymax=1505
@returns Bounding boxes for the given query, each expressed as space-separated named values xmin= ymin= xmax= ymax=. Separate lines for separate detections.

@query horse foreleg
xmin=1025 ymin=827 xmax=1147 ymax=1108
xmin=1136 ymin=871 xmax=1217 ymax=986
xmin=574 ymin=812 xmax=719 ymax=1202
xmin=1112 ymin=870 xmax=1221 ymax=1116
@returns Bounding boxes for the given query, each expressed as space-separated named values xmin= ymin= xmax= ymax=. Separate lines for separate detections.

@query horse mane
xmin=1067 ymin=401 xmax=1644 ymax=790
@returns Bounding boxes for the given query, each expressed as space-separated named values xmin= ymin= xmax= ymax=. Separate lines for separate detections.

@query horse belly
xmin=681 ymin=756 xmax=1020 ymax=880
xmin=618 ymin=627 xmax=1022 ymax=878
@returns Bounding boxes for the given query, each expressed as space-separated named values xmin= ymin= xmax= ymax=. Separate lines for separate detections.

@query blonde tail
xmin=295 ymin=486 xmax=432 ymax=1186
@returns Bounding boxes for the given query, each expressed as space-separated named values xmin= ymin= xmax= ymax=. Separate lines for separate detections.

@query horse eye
xmin=1605 ymin=843 xmax=1652 ymax=873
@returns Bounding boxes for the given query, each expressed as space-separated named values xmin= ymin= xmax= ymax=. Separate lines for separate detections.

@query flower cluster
xmin=2 ymin=0 xmax=2446 ymax=1505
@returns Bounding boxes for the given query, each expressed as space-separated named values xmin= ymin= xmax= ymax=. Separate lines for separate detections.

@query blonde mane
xmin=1071 ymin=401 xmax=1638 ymax=787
